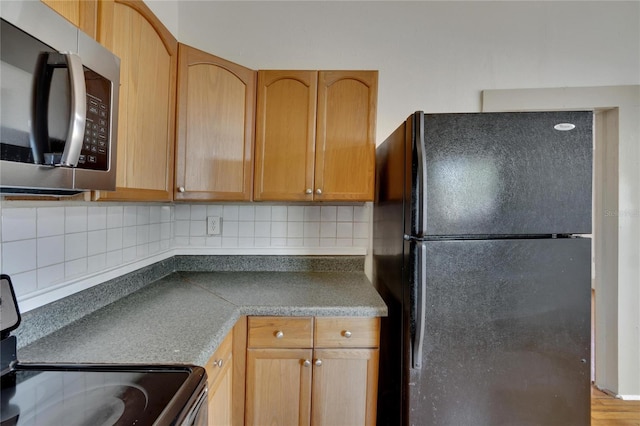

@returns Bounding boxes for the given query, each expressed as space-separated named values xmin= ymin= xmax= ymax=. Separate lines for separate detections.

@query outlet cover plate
xmin=207 ymin=216 xmax=221 ymax=235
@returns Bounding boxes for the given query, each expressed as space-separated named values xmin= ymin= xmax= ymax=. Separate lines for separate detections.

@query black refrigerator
xmin=373 ymin=111 xmax=592 ymax=426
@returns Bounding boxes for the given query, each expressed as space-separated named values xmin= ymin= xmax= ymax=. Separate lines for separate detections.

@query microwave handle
xmin=60 ymin=53 xmax=86 ymax=167
xmin=30 ymin=52 xmax=86 ymax=167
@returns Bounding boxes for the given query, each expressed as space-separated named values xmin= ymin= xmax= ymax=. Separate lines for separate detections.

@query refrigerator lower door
xmin=408 ymin=238 xmax=591 ymax=426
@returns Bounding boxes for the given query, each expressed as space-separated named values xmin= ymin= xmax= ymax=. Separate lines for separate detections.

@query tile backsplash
xmin=0 ymin=201 xmax=370 ymax=309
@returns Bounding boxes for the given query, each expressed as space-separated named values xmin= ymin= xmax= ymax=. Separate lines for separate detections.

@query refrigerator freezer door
xmin=412 ymin=111 xmax=593 ymax=237
xmin=408 ymin=238 xmax=591 ymax=426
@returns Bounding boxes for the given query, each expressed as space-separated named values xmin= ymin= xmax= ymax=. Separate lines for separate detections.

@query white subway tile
xmin=65 ymin=206 xmax=88 ymax=233
xmin=38 ymin=235 xmax=65 ymax=268
xmin=175 ymin=204 xmax=191 ymax=220
xmin=106 ymin=228 xmax=123 ymax=251
xmin=271 ymin=206 xmax=287 ymax=221
xmin=336 ymin=222 xmax=353 ymax=239
xmin=87 ymin=230 xmax=107 ymax=256
xmin=336 ymin=238 xmax=353 ymax=247
xmin=254 ymin=237 xmax=270 ymax=247
xmin=174 ymin=220 xmax=190 ymax=237
xmin=190 ymin=220 xmax=206 ymax=237
xmin=37 ymin=207 xmax=65 ymax=237
xmin=136 ymin=225 xmax=150 ymax=245
xmin=160 ymin=239 xmax=171 ymax=250
xmin=304 ymin=222 xmax=320 ymax=238
xmin=320 ymin=222 xmax=337 ymax=238
xmin=222 ymin=221 xmax=239 ymax=237
xmin=149 ymin=223 xmax=161 ymax=243
xmin=106 ymin=206 xmax=124 ymax=229
xmin=337 ymin=206 xmax=354 ymax=222
xmin=189 ymin=237 xmax=205 ymax=246
xmin=271 ymin=222 xmax=287 ymax=238
xmin=148 ymin=241 xmax=160 ymax=254
xmin=150 ymin=206 xmax=161 ymax=224
xmin=320 ymin=238 xmax=337 ymax=247
xmin=254 ymin=206 xmax=271 ymax=222
xmin=65 ymin=258 xmax=87 ymax=278
xmin=136 ymin=206 xmax=150 ymax=225
xmin=223 ymin=205 xmax=239 ymax=221
xmin=255 ymin=223 xmax=271 ymax=238
xmin=303 ymin=237 xmax=320 ymax=247
xmin=10 ymin=270 xmax=37 ymax=296
xmin=354 ymin=238 xmax=369 ymax=248
xmin=320 ymin=206 xmax=337 ymax=222
xmin=287 ymin=206 xmax=304 ymax=222
xmin=123 ymin=206 xmax=137 ymax=227
xmin=106 ymin=250 xmax=123 ymax=268
xmin=2 ymin=239 xmax=37 ymax=274
xmin=161 ymin=222 xmax=171 ymax=240
xmin=87 ymin=206 xmax=107 ymax=231
xmin=354 ymin=222 xmax=369 ymax=239
xmin=304 ymin=206 xmax=321 ymax=222
xmin=160 ymin=205 xmax=172 ymax=222
xmin=287 ymin=222 xmax=304 ymax=238
xmin=2 ymin=208 xmax=37 ymax=241
xmin=190 ymin=205 xmax=207 ymax=221
xmin=354 ymin=205 xmax=369 ymax=222
xmin=239 ymin=206 xmax=255 ymax=221
xmin=270 ymin=237 xmax=287 ymax=247
xmin=122 ymin=227 xmax=137 ymax=248
xmin=174 ymin=236 xmax=190 ymax=247
xmin=207 ymin=205 xmax=223 ymax=217
xmin=239 ymin=222 xmax=255 ymax=238
xmin=136 ymin=244 xmax=149 ymax=257
xmin=238 ymin=237 xmax=254 ymax=247
xmin=122 ymin=246 xmax=137 ymax=262
xmin=65 ymin=232 xmax=87 ymax=261
xmin=286 ymin=238 xmax=304 ymax=247
xmin=87 ymin=253 xmax=107 ymax=274
xmin=205 ymin=236 xmax=222 ymax=247
xmin=37 ymin=263 xmax=65 ymax=290
xmin=222 ymin=237 xmax=238 ymax=247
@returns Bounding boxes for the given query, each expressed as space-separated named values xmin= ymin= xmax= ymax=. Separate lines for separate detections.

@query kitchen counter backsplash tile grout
xmin=1 ymin=201 xmax=371 ymax=309
xmin=14 ymin=255 xmax=365 ymax=349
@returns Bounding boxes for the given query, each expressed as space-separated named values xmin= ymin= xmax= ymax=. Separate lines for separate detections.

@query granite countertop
xmin=18 ymin=270 xmax=387 ymax=367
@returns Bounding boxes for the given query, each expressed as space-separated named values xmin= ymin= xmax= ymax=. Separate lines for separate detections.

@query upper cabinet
xmin=254 ymin=70 xmax=377 ymax=202
xmin=174 ymin=44 xmax=256 ymax=201
xmin=41 ymin=0 xmax=97 ymax=38
xmin=94 ymin=0 xmax=177 ymax=201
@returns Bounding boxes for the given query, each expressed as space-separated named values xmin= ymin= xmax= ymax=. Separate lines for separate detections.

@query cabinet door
xmin=311 ymin=348 xmax=379 ymax=426
xmin=315 ymin=71 xmax=377 ymax=201
xmin=208 ymin=356 xmax=234 ymax=425
xmin=254 ymin=70 xmax=317 ymax=201
xmin=41 ymin=0 xmax=97 ymax=38
xmin=175 ymin=44 xmax=256 ymax=201
xmin=246 ymin=348 xmax=313 ymax=426
xmin=95 ymin=0 xmax=176 ymax=201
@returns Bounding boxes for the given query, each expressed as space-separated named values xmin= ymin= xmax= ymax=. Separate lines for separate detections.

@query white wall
xmin=164 ymin=0 xmax=640 ymax=142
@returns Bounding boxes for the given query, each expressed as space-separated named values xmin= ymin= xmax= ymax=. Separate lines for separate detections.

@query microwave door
xmin=31 ymin=51 xmax=87 ymax=167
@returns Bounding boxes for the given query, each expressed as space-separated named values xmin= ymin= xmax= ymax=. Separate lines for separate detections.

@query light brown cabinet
xmin=94 ymin=0 xmax=177 ymax=201
xmin=245 ymin=316 xmax=380 ymax=426
xmin=205 ymin=317 xmax=246 ymax=426
xmin=254 ymin=70 xmax=377 ymax=202
xmin=174 ymin=44 xmax=256 ymax=201
xmin=41 ymin=0 xmax=97 ymax=38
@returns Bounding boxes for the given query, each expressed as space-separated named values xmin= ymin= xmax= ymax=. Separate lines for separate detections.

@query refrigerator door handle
xmin=412 ymin=241 xmax=427 ymax=369
xmin=412 ymin=111 xmax=428 ymax=234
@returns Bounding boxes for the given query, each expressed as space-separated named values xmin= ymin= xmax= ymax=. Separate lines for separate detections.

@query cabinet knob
xmin=214 ymin=359 xmax=223 ymax=368
xmin=314 ymin=359 xmax=322 ymax=367
xmin=303 ymin=359 xmax=311 ymax=367
xmin=343 ymin=330 xmax=352 ymax=338
xmin=275 ymin=330 xmax=284 ymax=339
xmin=315 ymin=188 xmax=322 ymax=195
xmin=305 ymin=188 xmax=313 ymax=194
xmin=178 ymin=186 xmax=185 ymax=193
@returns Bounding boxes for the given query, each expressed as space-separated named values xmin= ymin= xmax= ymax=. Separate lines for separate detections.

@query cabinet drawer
xmin=205 ymin=331 xmax=233 ymax=389
xmin=248 ymin=317 xmax=313 ymax=348
xmin=314 ymin=317 xmax=380 ymax=348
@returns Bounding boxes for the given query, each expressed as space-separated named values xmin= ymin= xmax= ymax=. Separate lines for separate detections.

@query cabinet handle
xmin=214 ymin=359 xmax=223 ymax=368
xmin=314 ymin=359 xmax=322 ymax=367
xmin=303 ymin=359 xmax=311 ymax=367
xmin=275 ymin=330 xmax=284 ymax=339
xmin=316 ymin=188 xmax=322 ymax=195
xmin=343 ymin=330 xmax=352 ymax=338
xmin=305 ymin=188 xmax=312 ymax=194
xmin=178 ymin=186 xmax=185 ymax=193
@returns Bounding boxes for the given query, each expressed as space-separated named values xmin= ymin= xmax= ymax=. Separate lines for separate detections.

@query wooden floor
xmin=592 ymin=385 xmax=640 ymax=426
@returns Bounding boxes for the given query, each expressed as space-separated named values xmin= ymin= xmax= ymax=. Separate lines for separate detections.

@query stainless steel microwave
xmin=0 ymin=1 xmax=120 ymax=195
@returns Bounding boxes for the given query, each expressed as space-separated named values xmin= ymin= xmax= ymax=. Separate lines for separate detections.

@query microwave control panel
xmin=78 ymin=68 xmax=111 ymax=171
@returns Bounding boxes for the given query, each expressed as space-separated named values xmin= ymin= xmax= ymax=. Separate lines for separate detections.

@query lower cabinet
xmin=245 ymin=316 xmax=380 ymax=426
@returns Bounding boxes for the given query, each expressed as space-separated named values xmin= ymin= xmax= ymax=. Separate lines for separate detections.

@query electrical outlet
xmin=207 ymin=216 xmax=221 ymax=235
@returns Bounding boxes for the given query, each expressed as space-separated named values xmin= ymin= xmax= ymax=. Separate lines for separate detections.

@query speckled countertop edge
xmin=17 ymin=257 xmax=387 ymax=367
